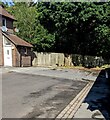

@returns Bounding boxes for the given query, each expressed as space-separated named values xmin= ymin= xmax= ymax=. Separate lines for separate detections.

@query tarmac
xmin=1 ymin=66 xmax=109 ymax=119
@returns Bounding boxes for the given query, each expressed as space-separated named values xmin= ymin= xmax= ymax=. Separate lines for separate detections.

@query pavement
xmin=1 ymin=66 xmax=98 ymax=81
xmin=1 ymin=66 xmax=110 ymax=119
xmin=74 ymin=68 xmax=110 ymax=120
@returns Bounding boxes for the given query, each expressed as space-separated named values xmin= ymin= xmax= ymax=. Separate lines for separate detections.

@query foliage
xmin=36 ymin=2 xmax=110 ymax=57
xmin=4 ymin=2 xmax=110 ymax=58
xmin=6 ymin=2 xmax=55 ymax=51
xmin=32 ymin=24 xmax=55 ymax=51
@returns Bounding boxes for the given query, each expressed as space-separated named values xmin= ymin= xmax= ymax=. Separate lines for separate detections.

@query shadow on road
xmin=84 ymin=68 xmax=110 ymax=120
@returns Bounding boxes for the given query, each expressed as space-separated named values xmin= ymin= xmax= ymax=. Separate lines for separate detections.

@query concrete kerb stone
xmin=68 ymin=84 xmax=92 ymax=118
xmin=55 ymin=81 xmax=94 ymax=119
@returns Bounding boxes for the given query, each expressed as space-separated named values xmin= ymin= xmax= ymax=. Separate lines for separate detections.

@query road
xmin=2 ymin=70 xmax=88 ymax=118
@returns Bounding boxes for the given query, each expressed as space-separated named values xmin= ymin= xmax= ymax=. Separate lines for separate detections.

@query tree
xmin=6 ymin=2 xmax=55 ymax=51
xmin=5 ymin=2 xmax=110 ymax=58
xmin=37 ymin=2 xmax=110 ymax=57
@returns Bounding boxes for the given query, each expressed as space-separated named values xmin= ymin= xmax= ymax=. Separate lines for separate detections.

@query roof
xmin=2 ymin=32 xmax=33 ymax=47
xmin=0 ymin=5 xmax=15 ymax=20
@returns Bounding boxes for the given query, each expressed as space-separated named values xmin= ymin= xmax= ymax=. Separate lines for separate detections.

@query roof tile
xmin=0 ymin=6 xmax=15 ymax=20
xmin=3 ymin=32 xmax=33 ymax=47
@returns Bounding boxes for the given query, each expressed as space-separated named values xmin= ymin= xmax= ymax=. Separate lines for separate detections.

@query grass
xmin=100 ymin=64 xmax=110 ymax=69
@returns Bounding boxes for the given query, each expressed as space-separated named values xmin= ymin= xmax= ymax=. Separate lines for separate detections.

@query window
xmin=7 ymin=50 xmax=9 ymax=55
xmin=2 ymin=18 xmax=6 ymax=27
xmin=4 ymin=39 xmax=11 ymax=46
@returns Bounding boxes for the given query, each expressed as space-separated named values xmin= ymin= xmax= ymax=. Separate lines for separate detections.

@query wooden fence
xmin=32 ymin=52 xmax=109 ymax=68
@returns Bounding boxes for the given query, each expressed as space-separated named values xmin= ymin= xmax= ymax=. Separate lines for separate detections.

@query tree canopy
xmin=4 ymin=2 xmax=110 ymax=58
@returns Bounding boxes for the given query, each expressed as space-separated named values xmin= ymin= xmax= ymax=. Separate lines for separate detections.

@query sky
xmin=0 ymin=0 xmax=14 ymax=6
xmin=0 ymin=0 xmax=109 ymax=5
xmin=0 ymin=0 xmax=38 ymax=6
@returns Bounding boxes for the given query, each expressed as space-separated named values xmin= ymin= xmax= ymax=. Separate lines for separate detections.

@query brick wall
xmin=0 ymin=31 xmax=3 ymax=66
xmin=12 ymin=44 xmax=19 ymax=67
xmin=2 ymin=16 xmax=14 ymax=33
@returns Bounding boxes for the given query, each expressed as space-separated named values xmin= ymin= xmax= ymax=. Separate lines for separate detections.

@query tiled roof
xmin=3 ymin=32 xmax=33 ymax=47
xmin=0 ymin=6 xmax=15 ymax=20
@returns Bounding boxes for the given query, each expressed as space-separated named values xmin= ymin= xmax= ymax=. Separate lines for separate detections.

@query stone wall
xmin=33 ymin=52 xmax=109 ymax=68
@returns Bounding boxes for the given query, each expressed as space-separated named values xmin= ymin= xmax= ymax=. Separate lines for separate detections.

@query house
xmin=0 ymin=5 xmax=33 ymax=67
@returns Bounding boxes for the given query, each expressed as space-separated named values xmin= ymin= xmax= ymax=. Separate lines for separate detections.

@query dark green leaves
xmin=5 ymin=2 xmax=110 ymax=58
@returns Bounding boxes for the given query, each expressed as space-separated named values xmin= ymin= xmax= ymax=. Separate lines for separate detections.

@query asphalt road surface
xmin=2 ymin=71 xmax=88 ymax=118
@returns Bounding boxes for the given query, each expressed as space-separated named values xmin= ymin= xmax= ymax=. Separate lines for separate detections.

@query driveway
xmin=2 ymin=67 xmax=99 ymax=118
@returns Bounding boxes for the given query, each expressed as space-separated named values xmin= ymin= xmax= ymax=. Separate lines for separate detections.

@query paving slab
xmin=1 ymin=67 xmax=98 ymax=81
xmin=74 ymin=69 xmax=110 ymax=119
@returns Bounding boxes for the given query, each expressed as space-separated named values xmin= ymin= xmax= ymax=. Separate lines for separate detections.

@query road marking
xmin=105 ymin=71 xmax=108 ymax=79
